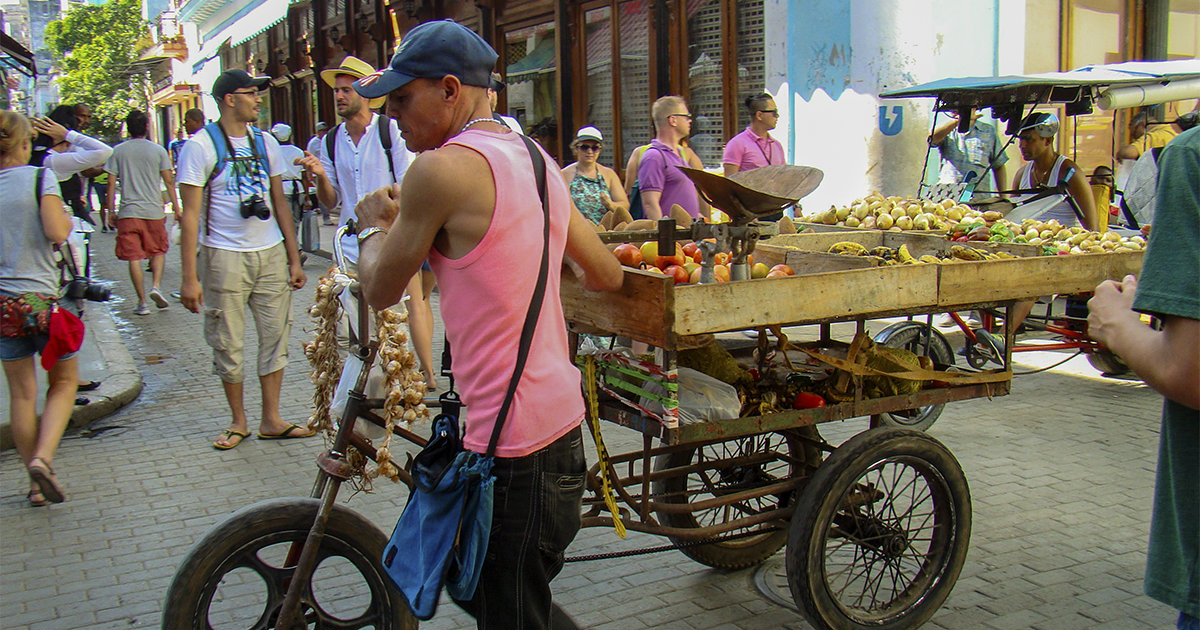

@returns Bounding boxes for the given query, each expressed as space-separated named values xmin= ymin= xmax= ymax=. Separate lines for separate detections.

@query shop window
xmin=582 ymin=6 xmax=614 ymax=160
xmin=686 ymin=0 xmax=723 ymax=167
xmin=1066 ymin=0 xmax=1128 ymax=173
xmin=618 ymin=0 xmax=651 ymax=166
xmin=506 ymin=21 xmax=559 ymax=161
xmin=735 ymin=0 xmax=765 ymax=131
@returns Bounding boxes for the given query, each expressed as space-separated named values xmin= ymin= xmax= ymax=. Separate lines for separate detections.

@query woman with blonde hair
xmin=0 ymin=111 xmax=78 ymax=506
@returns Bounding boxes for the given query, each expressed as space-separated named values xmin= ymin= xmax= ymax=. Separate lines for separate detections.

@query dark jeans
xmin=452 ymin=425 xmax=585 ymax=630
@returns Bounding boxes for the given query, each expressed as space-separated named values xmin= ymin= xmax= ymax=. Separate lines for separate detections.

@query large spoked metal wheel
xmin=653 ymin=428 xmax=823 ymax=569
xmin=1087 ymin=348 xmax=1130 ymax=376
xmin=787 ymin=428 xmax=970 ymax=630
xmin=162 ymin=498 xmax=417 ymax=630
xmin=873 ymin=323 xmax=955 ymax=431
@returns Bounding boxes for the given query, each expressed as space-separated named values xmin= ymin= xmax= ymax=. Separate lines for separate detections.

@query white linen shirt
xmin=319 ymin=113 xmax=412 ymax=263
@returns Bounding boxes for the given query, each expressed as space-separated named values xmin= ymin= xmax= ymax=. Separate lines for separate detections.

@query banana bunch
xmin=827 ymin=242 xmax=962 ymax=265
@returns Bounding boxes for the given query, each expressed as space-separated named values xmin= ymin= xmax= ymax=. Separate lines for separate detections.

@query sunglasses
xmin=577 ymin=143 xmax=602 ymax=152
xmin=758 ymin=109 xmax=778 ymax=115
xmin=670 ymin=113 xmax=694 ymax=120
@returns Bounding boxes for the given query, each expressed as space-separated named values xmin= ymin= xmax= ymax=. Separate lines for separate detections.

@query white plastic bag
xmin=331 ymin=354 xmax=390 ymax=441
xmin=641 ymin=367 xmax=742 ymax=425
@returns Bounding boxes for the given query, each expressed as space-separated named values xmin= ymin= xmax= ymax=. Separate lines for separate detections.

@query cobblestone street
xmin=0 ymin=227 xmax=1178 ymax=630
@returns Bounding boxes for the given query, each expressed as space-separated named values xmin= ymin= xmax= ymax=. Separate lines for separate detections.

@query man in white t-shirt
xmin=271 ymin=123 xmax=308 ymax=231
xmin=176 ymin=69 xmax=311 ymax=450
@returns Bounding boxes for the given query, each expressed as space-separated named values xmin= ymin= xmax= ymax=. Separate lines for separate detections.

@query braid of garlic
xmin=304 ymin=270 xmax=344 ymax=437
xmin=365 ymin=301 xmax=430 ymax=482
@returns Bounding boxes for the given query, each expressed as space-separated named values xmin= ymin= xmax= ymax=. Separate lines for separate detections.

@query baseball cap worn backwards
xmin=354 ymin=20 xmax=499 ymax=100
xmin=1018 ymin=112 xmax=1059 ymax=138
xmin=213 ymin=69 xmax=270 ymax=100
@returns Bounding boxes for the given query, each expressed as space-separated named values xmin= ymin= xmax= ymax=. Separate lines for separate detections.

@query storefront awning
xmin=507 ymin=36 xmax=555 ymax=83
xmin=1 ymin=31 xmax=36 ymax=78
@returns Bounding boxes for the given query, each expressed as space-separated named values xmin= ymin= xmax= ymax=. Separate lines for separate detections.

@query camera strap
xmin=203 ymin=122 xmax=272 ymax=235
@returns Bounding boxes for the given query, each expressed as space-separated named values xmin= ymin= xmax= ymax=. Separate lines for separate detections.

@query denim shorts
xmin=0 ymin=333 xmax=77 ymax=363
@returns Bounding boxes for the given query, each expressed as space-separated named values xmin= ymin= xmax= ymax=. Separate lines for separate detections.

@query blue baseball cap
xmin=354 ymin=20 xmax=498 ymax=100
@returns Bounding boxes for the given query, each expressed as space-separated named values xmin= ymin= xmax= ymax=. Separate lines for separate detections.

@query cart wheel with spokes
xmin=786 ymin=428 xmax=970 ymax=630
xmin=162 ymin=497 xmax=418 ymax=630
xmin=873 ymin=322 xmax=955 ymax=431
xmin=652 ymin=428 xmax=823 ymax=569
xmin=965 ymin=329 xmax=1004 ymax=369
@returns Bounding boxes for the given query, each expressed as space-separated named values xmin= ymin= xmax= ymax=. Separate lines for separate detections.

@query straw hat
xmin=321 ymin=56 xmax=386 ymax=108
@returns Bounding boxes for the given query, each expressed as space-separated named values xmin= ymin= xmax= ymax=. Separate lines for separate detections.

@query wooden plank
xmin=937 ymin=251 xmax=1145 ymax=305
xmin=671 ymin=264 xmax=939 ymax=335
xmin=561 ymin=267 xmax=674 ymax=346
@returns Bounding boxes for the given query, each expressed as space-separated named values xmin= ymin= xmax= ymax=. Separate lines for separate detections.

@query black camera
xmin=240 ymin=194 xmax=271 ymax=220
xmin=65 ymin=277 xmax=112 ymax=302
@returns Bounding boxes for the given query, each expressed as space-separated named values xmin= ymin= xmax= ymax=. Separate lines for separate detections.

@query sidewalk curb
xmin=0 ymin=305 xmax=143 ymax=450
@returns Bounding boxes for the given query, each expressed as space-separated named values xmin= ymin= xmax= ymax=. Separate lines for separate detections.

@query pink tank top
xmin=429 ymin=128 xmax=584 ymax=458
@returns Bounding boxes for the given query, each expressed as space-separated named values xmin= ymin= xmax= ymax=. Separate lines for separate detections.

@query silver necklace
xmin=460 ymin=117 xmax=497 ymax=134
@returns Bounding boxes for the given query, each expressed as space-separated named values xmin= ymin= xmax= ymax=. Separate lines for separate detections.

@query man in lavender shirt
xmin=637 ymin=96 xmax=706 ymax=220
xmin=723 ymin=92 xmax=784 ymax=176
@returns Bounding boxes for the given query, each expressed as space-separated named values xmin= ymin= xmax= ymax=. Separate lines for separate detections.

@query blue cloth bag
xmin=382 ymin=414 xmax=495 ymax=620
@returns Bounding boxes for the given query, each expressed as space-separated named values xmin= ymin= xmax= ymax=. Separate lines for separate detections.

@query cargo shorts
xmin=199 ymin=243 xmax=292 ymax=383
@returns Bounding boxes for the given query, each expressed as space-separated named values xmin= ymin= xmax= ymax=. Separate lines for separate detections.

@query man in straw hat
xmin=352 ymin=19 xmax=622 ymax=629
xmin=295 ymin=55 xmax=436 ymax=389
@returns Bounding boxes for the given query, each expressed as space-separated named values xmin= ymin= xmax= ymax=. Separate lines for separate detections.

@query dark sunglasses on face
xmin=577 ymin=143 xmax=601 ymax=152
xmin=670 ymin=113 xmax=693 ymax=120
xmin=758 ymin=109 xmax=778 ymax=115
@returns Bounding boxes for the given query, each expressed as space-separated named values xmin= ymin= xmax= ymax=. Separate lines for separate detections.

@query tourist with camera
xmin=175 ymin=69 xmax=310 ymax=450
xmin=1 ymin=111 xmax=84 ymax=506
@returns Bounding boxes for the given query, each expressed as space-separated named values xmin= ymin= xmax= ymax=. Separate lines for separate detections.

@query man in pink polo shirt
xmin=722 ymin=92 xmax=784 ymax=177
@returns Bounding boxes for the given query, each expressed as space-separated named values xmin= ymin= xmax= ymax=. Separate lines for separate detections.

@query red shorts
xmin=115 ymin=217 xmax=169 ymax=261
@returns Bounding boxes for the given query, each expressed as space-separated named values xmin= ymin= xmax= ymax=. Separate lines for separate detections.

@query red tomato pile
xmin=611 ymin=241 xmax=797 ymax=285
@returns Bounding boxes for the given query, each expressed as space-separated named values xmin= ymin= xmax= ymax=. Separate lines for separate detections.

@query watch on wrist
xmin=357 ymin=226 xmax=387 ymax=245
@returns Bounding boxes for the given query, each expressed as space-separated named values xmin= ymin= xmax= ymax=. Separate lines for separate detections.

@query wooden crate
xmin=756 ymin=231 xmax=1040 ymax=270
xmin=561 ymin=263 xmax=938 ymax=348
xmin=938 ymin=250 xmax=1144 ymax=307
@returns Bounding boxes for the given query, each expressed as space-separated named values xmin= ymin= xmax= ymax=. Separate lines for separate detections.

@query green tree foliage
xmin=45 ymin=0 xmax=149 ymax=141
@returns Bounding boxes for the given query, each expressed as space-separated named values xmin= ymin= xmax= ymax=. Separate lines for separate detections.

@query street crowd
xmin=1 ymin=18 xmax=1196 ymax=630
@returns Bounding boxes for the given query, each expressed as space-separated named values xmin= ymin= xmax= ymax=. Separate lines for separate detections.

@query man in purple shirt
xmin=723 ymin=93 xmax=784 ymax=176
xmin=638 ymin=95 xmax=705 ymax=220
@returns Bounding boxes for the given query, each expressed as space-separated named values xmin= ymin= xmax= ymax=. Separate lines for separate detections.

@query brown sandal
xmin=27 ymin=457 xmax=64 ymax=504
xmin=27 ymin=488 xmax=47 ymax=507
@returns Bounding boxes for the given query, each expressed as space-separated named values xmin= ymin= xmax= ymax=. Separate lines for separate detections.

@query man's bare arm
xmin=564 ymin=202 xmax=623 ymax=292
xmin=178 ymin=183 xmax=204 ymax=312
xmin=160 ymin=169 xmax=181 ymax=214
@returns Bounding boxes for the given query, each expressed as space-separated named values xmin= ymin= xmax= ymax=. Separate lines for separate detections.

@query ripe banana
xmin=896 ymin=244 xmax=916 ymax=263
xmin=918 ymin=254 xmax=941 ymax=264
xmin=950 ymin=245 xmax=985 ymax=261
xmin=828 ymin=241 xmax=868 ymax=256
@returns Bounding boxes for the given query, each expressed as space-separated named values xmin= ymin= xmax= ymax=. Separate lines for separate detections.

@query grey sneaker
xmin=149 ymin=288 xmax=169 ymax=308
xmin=134 ymin=303 xmax=150 ymax=316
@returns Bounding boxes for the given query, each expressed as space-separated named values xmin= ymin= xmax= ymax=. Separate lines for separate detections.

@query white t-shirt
xmin=277 ymin=143 xmax=305 ymax=196
xmin=176 ymin=125 xmax=286 ymax=252
xmin=319 ymin=113 xmax=412 ymax=263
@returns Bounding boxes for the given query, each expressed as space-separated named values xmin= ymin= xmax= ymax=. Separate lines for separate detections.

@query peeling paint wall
xmin=769 ymin=0 xmax=1026 ymax=214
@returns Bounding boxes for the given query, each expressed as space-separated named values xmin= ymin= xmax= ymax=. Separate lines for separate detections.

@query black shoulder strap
xmin=34 ymin=166 xmax=45 ymax=202
xmin=325 ymin=123 xmax=341 ymax=171
xmin=379 ymin=116 xmax=395 ymax=183
xmin=484 ymin=136 xmax=552 ymax=457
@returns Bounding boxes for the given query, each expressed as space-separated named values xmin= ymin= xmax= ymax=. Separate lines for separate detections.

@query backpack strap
xmin=325 ymin=123 xmax=341 ymax=172
xmin=379 ymin=115 xmax=396 ymax=183
xmin=34 ymin=166 xmax=45 ymax=203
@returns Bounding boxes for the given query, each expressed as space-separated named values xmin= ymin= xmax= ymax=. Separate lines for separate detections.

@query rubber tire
xmin=1087 ymin=349 xmax=1130 ymax=376
xmin=653 ymin=429 xmax=821 ymax=569
xmin=162 ymin=497 xmax=418 ymax=630
xmin=786 ymin=428 xmax=971 ymax=630
xmin=873 ymin=323 xmax=954 ymax=431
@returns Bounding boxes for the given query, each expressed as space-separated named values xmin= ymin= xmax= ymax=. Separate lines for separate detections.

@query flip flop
xmin=257 ymin=424 xmax=316 ymax=440
xmin=78 ymin=380 xmax=101 ymax=392
xmin=26 ymin=457 xmax=64 ymax=504
xmin=213 ymin=430 xmax=251 ymax=450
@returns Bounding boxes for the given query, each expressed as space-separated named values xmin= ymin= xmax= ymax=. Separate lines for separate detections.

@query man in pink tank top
xmin=351 ymin=19 xmax=623 ymax=630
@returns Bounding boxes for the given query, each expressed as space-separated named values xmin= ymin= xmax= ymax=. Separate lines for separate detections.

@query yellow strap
xmin=585 ymin=355 xmax=627 ymax=537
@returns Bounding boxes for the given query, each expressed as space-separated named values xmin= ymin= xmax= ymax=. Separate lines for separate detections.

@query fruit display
xmin=823 ymin=241 xmax=1018 ymax=265
xmin=966 ymin=218 xmax=1146 ymax=255
xmin=609 ymin=240 xmax=796 ymax=284
xmin=804 ymin=192 xmax=964 ymax=231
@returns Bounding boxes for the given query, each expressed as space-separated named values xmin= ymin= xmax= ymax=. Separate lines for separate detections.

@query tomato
xmin=689 ymin=266 xmax=702 ymax=283
xmin=793 ymin=392 xmax=826 ymax=409
xmin=713 ymin=252 xmax=731 ymax=266
xmin=769 ymin=264 xmax=795 ymax=276
xmin=657 ymin=243 xmax=687 ymax=269
xmin=751 ymin=262 xmax=770 ymax=279
xmin=765 ymin=269 xmax=789 ymax=278
xmin=746 ymin=254 xmax=754 ymax=266
xmin=612 ymin=243 xmax=642 ymax=268
xmin=682 ymin=242 xmax=700 ymax=259
xmin=692 ymin=249 xmax=703 ymax=264
xmin=713 ymin=264 xmax=730 ymax=282
xmin=663 ymin=264 xmax=689 ymax=285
